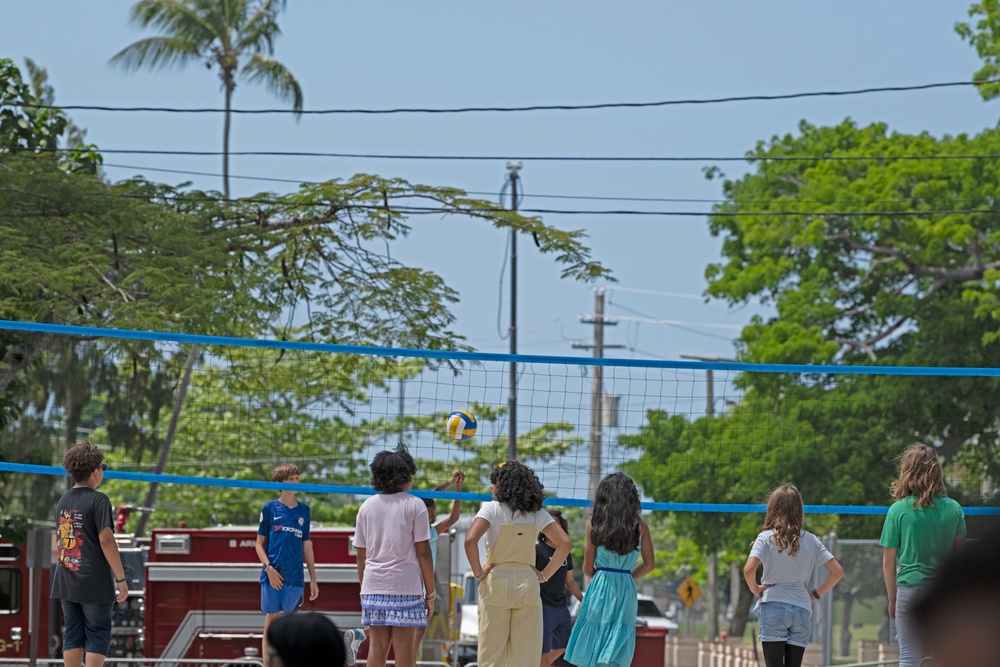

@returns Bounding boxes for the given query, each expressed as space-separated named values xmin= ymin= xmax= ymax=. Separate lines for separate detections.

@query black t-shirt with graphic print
xmin=50 ymin=487 xmax=116 ymax=604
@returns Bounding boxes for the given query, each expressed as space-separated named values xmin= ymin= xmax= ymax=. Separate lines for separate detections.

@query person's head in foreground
xmin=912 ymin=522 xmax=1000 ymax=667
xmin=265 ymin=612 xmax=346 ymax=667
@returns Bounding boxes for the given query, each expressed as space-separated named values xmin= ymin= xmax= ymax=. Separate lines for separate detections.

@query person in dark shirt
xmin=536 ymin=509 xmax=584 ymax=667
xmin=50 ymin=441 xmax=129 ymax=667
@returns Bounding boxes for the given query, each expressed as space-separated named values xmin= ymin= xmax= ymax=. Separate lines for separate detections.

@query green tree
xmin=956 ymin=0 xmax=1000 ymax=100
xmin=0 ymin=57 xmax=104 ymax=539
xmin=22 ymin=58 xmax=88 ymax=149
xmin=110 ymin=0 xmax=303 ymax=197
xmin=1 ymin=58 xmax=611 ymax=535
xmin=634 ymin=117 xmax=1000 ymax=636
xmin=705 ymin=119 xmax=1000 ymax=475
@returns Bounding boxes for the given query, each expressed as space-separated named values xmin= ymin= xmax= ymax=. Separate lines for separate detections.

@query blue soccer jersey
xmin=258 ymin=499 xmax=311 ymax=587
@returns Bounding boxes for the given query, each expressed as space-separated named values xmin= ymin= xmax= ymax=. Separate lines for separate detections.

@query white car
xmin=636 ymin=594 xmax=679 ymax=632
xmin=457 ymin=573 xmax=480 ymax=665
xmin=569 ymin=593 xmax=679 ymax=632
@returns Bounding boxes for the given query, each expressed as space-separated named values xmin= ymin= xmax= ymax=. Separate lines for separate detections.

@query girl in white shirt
xmin=743 ymin=484 xmax=844 ymax=667
xmin=464 ymin=461 xmax=571 ymax=667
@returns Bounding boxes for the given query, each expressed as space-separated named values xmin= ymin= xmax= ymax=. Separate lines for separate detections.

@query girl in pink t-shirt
xmin=353 ymin=444 xmax=434 ymax=667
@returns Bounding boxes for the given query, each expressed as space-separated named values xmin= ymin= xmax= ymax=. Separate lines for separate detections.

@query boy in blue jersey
xmin=255 ymin=463 xmax=319 ymax=660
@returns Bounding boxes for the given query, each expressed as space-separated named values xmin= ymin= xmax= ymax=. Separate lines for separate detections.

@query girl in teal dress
xmin=565 ymin=473 xmax=655 ymax=667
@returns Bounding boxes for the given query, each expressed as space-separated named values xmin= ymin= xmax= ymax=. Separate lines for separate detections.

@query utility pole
xmin=507 ymin=162 xmax=522 ymax=461
xmin=574 ymin=289 xmax=624 ymax=498
xmin=680 ymin=354 xmax=732 ymax=642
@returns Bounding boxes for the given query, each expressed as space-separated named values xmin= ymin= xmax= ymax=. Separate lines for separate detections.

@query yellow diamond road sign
xmin=677 ymin=577 xmax=701 ymax=608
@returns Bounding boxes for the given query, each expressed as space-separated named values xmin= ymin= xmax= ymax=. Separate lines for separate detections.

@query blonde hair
xmin=761 ymin=484 xmax=804 ymax=556
xmin=891 ymin=443 xmax=946 ymax=509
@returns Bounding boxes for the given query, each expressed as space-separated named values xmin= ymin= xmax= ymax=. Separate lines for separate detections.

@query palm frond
xmin=238 ymin=0 xmax=285 ymax=53
xmin=109 ymin=36 xmax=204 ymax=72
xmin=213 ymin=0 xmax=246 ymax=39
xmin=240 ymin=52 xmax=303 ymax=112
xmin=128 ymin=0 xmax=219 ymax=47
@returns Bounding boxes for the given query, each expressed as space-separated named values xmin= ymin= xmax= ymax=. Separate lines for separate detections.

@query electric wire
xmin=608 ymin=300 xmax=737 ymax=342
xmin=18 ymin=146 xmax=1000 ymax=162
xmin=88 ymin=193 xmax=1000 ymax=217
xmin=12 ymin=78 xmax=996 ymax=114
xmin=98 ymin=162 xmax=1000 ymax=208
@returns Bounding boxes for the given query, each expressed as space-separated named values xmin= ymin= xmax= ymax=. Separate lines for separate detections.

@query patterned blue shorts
xmin=361 ymin=593 xmax=427 ymax=628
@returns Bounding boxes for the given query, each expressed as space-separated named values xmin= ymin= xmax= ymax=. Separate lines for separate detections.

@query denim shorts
xmin=754 ymin=601 xmax=812 ymax=647
xmin=261 ymin=584 xmax=304 ymax=614
xmin=61 ymin=599 xmax=114 ymax=656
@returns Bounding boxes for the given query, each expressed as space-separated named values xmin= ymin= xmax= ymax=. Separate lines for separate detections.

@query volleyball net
xmin=1 ymin=320 xmax=998 ymax=531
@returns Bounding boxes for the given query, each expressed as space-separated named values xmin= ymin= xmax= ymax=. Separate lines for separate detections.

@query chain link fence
xmin=812 ymin=537 xmax=898 ymax=665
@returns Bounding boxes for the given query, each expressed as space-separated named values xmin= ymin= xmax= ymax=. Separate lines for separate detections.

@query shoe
xmin=344 ymin=628 xmax=366 ymax=666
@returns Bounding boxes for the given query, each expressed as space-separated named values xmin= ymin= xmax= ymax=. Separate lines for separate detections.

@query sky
xmin=4 ymin=2 xmax=998 ymax=364
xmin=6 ymin=3 xmax=1000 ymax=507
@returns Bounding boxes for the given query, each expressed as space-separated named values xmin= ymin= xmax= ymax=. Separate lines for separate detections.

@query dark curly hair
xmin=539 ymin=508 xmax=568 ymax=543
xmin=64 ymin=441 xmax=105 ymax=484
xmin=370 ymin=443 xmax=417 ymax=494
xmin=489 ymin=460 xmax=545 ymax=515
xmin=590 ymin=472 xmax=642 ymax=555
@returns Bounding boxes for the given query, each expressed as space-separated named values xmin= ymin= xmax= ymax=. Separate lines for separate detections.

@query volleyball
xmin=446 ymin=410 xmax=478 ymax=440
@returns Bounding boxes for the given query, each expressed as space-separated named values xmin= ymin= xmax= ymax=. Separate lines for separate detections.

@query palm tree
xmin=110 ymin=0 xmax=303 ymax=197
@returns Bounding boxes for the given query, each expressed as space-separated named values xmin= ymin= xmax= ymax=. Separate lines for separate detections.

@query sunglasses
xmin=100 ymin=463 xmax=108 ymax=471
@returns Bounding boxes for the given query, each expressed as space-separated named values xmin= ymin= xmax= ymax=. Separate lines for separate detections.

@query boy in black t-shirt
xmin=536 ymin=510 xmax=584 ymax=667
xmin=51 ymin=441 xmax=129 ymax=667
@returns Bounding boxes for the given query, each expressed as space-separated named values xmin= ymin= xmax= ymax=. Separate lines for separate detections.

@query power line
xmin=606 ymin=285 xmax=764 ymax=305
xmin=608 ymin=301 xmax=738 ymax=342
xmin=27 ymin=147 xmax=1000 ymax=162
xmin=98 ymin=163 xmax=1000 ymax=208
xmin=52 ymin=192 xmax=1000 ymax=218
xmin=13 ymin=79 xmax=996 ymax=115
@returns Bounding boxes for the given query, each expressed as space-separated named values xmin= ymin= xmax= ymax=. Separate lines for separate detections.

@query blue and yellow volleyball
xmin=446 ymin=410 xmax=478 ymax=440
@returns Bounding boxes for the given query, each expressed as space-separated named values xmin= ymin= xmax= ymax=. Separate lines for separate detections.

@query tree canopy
xmin=0 ymin=58 xmax=611 ymax=533
xmin=623 ymin=117 xmax=1000 ymax=635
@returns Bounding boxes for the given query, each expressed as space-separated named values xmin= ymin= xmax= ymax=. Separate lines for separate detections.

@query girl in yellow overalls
xmin=464 ymin=461 xmax=572 ymax=667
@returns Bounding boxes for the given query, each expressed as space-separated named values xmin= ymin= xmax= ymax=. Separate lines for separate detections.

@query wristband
xmin=116 ymin=577 xmax=126 ymax=583
xmin=811 ymin=588 xmax=820 ymax=599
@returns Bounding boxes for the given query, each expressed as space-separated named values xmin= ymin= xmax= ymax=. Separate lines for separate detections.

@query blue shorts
xmin=754 ymin=601 xmax=812 ymax=647
xmin=541 ymin=603 xmax=573 ymax=652
xmin=61 ymin=600 xmax=114 ymax=656
xmin=261 ymin=583 xmax=304 ymax=614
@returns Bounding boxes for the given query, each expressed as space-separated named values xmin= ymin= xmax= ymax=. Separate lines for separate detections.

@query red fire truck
xmin=0 ymin=531 xmax=145 ymax=663
xmin=0 ymin=526 xmax=360 ymax=664
xmin=145 ymin=526 xmax=360 ymax=663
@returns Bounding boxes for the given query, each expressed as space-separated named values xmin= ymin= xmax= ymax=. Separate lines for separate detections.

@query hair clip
xmin=497 ymin=461 xmax=506 ymax=468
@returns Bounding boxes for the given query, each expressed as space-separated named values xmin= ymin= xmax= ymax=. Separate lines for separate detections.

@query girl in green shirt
xmin=880 ymin=443 xmax=966 ymax=667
